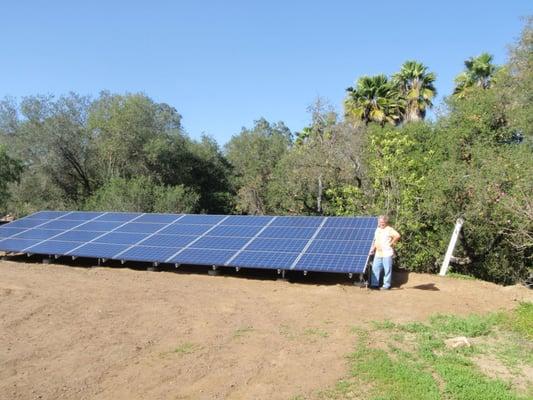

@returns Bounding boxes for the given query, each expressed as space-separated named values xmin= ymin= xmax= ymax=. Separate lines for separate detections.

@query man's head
xmin=378 ymin=215 xmax=389 ymax=228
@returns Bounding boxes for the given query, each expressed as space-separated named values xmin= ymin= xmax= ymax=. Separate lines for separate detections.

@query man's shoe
xmin=380 ymin=287 xmax=390 ymax=291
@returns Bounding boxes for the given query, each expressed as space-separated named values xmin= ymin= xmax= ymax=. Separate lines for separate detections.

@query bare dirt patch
xmin=0 ymin=260 xmax=530 ymax=400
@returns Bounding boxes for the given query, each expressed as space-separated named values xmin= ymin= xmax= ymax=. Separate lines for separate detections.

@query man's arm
xmin=369 ymin=241 xmax=376 ymax=255
xmin=390 ymin=229 xmax=401 ymax=247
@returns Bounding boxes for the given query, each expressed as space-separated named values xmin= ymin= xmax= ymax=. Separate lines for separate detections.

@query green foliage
xmin=428 ymin=313 xmax=500 ymax=337
xmin=454 ymin=52 xmax=499 ymax=97
xmin=393 ymin=60 xmax=437 ymax=122
xmin=0 ymin=92 xmax=233 ymax=215
xmin=0 ymin=145 xmax=23 ymax=212
xmin=500 ymin=302 xmax=533 ymax=340
xmin=348 ymin=346 xmax=441 ymax=400
xmin=225 ymin=118 xmax=291 ymax=214
xmin=345 ymin=74 xmax=404 ymax=126
xmin=84 ymin=176 xmax=199 ymax=213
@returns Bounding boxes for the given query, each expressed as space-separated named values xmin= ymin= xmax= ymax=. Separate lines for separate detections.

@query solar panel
xmin=0 ymin=211 xmax=377 ymax=275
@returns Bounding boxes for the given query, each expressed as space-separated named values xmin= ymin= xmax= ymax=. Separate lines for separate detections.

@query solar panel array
xmin=0 ymin=211 xmax=377 ymax=274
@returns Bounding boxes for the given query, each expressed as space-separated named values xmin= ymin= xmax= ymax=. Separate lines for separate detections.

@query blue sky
xmin=1 ymin=1 xmax=530 ymax=144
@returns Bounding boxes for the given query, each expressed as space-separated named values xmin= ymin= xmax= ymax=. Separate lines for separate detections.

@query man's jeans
xmin=371 ymin=256 xmax=393 ymax=289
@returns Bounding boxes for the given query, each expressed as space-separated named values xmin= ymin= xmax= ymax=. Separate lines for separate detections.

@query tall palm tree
xmin=393 ymin=61 xmax=437 ymax=122
xmin=454 ymin=53 xmax=498 ymax=98
xmin=344 ymin=75 xmax=403 ymax=126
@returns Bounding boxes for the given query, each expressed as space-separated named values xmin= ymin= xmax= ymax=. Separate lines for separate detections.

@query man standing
xmin=369 ymin=215 xmax=400 ymax=290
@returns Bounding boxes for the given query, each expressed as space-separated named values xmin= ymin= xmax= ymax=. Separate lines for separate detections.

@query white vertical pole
xmin=439 ymin=218 xmax=464 ymax=276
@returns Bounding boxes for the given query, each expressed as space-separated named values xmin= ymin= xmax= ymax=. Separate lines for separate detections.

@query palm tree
xmin=393 ymin=61 xmax=437 ymax=122
xmin=454 ymin=53 xmax=498 ymax=98
xmin=344 ymin=75 xmax=403 ymax=126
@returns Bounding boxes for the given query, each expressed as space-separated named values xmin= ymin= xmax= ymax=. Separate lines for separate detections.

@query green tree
xmin=454 ymin=53 xmax=498 ymax=98
xmin=345 ymin=75 xmax=404 ymax=126
xmin=225 ymin=118 xmax=291 ymax=214
xmin=0 ymin=145 xmax=23 ymax=212
xmin=393 ymin=61 xmax=437 ymax=122
xmin=88 ymin=92 xmax=183 ymax=181
xmin=84 ymin=176 xmax=199 ymax=213
xmin=269 ymin=99 xmax=366 ymax=215
xmin=2 ymin=93 xmax=97 ymax=203
xmin=499 ymin=18 xmax=533 ymax=141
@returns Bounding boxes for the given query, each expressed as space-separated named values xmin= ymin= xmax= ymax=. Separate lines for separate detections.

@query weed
xmin=371 ymin=320 xmax=396 ymax=330
xmin=279 ymin=324 xmax=296 ymax=340
xmin=304 ymin=327 xmax=329 ymax=338
xmin=173 ymin=342 xmax=200 ymax=355
xmin=499 ymin=302 xmax=533 ymax=340
xmin=233 ymin=326 xmax=254 ymax=338
xmin=447 ymin=272 xmax=478 ymax=280
xmin=428 ymin=313 xmax=500 ymax=337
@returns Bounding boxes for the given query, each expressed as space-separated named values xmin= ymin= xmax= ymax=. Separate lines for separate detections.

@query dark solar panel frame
xmin=0 ymin=211 xmax=377 ymax=275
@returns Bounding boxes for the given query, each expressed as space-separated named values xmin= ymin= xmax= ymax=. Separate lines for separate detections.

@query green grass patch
xmin=428 ymin=313 xmax=500 ymax=337
xmin=447 ymin=272 xmax=478 ymax=280
xmin=323 ymin=305 xmax=532 ymax=399
xmin=173 ymin=342 xmax=200 ymax=355
xmin=499 ymin=302 xmax=533 ymax=340
xmin=304 ymin=327 xmax=329 ymax=338
xmin=371 ymin=320 xmax=396 ymax=330
xmin=348 ymin=347 xmax=441 ymax=400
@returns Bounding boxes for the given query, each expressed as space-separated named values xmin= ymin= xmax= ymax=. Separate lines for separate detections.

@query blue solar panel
xmin=270 ymin=216 xmax=323 ymax=228
xmin=0 ymin=211 xmax=377 ymax=275
xmin=74 ymin=221 xmax=124 ymax=232
xmin=25 ymin=211 xmax=69 ymax=220
xmin=170 ymin=248 xmax=236 ymax=265
xmin=259 ymin=226 xmax=316 ymax=239
xmin=54 ymin=230 xmax=104 ymax=242
xmin=12 ymin=229 xmax=61 ymax=240
xmin=6 ymin=219 xmax=49 ymax=229
xmin=178 ymin=215 xmax=226 ymax=224
xmin=68 ymin=243 xmax=129 ymax=258
xmin=192 ymin=236 xmax=249 ymax=250
xmin=140 ymin=234 xmax=196 ymax=248
xmin=0 ymin=227 xmax=26 ymax=238
xmin=118 ymin=246 xmax=182 ymax=262
xmin=57 ymin=211 xmax=103 ymax=221
xmin=116 ymin=222 xmax=166 ymax=234
xmin=295 ymin=253 xmax=368 ymax=273
xmin=306 ymin=240 xmax=373 ymax=255
xmin=316 ymin=228 xmax=375 ymax=241
xmin=39 ymin=220 xmax=86 ymax=230
xmin=208 ymin=225 xmax=263 ymax=237
xmin=94 ymin=232 xmax=149 ymax=245
xmin=29 ymin=240 xmax=84 ymax=255
xmin=0 ymin=238 xmax=40 ymax=252
xmin=95 ymin=212 xmax=141 ymax=222
xmin=231 ymin=251 xmax=298 ymax=269
xmin=223 ymin=215 xmax=273 ymax=226
xmin=246 ymin=238 xmax=308 ymax=253
xmin=133 ymin=214 xmax=182 ymax=223
xmin=324 ymin=217 xmax=377 ymax=229
xmin=159 ymin=224 xmax=212 ymax=235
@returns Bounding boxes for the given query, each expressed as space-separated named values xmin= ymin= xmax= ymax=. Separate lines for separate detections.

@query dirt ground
xmin=0 ymin=259 xmax=531 ymax=400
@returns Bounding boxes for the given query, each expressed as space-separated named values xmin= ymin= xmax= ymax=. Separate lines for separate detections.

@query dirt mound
xmin=0 ymin=260 xmax=530 ymax=400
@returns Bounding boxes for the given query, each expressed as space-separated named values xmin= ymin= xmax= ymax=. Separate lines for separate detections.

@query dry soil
xmin=0 ymin=259 xmax=531 ymax=400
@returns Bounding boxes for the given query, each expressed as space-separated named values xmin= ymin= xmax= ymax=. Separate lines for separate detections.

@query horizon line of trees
xmin=0 ymin=19 xmax=531 ymax=285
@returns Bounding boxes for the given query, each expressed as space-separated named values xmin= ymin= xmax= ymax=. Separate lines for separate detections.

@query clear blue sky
xmin=1 ymin=1 xmax=530 ymax=144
